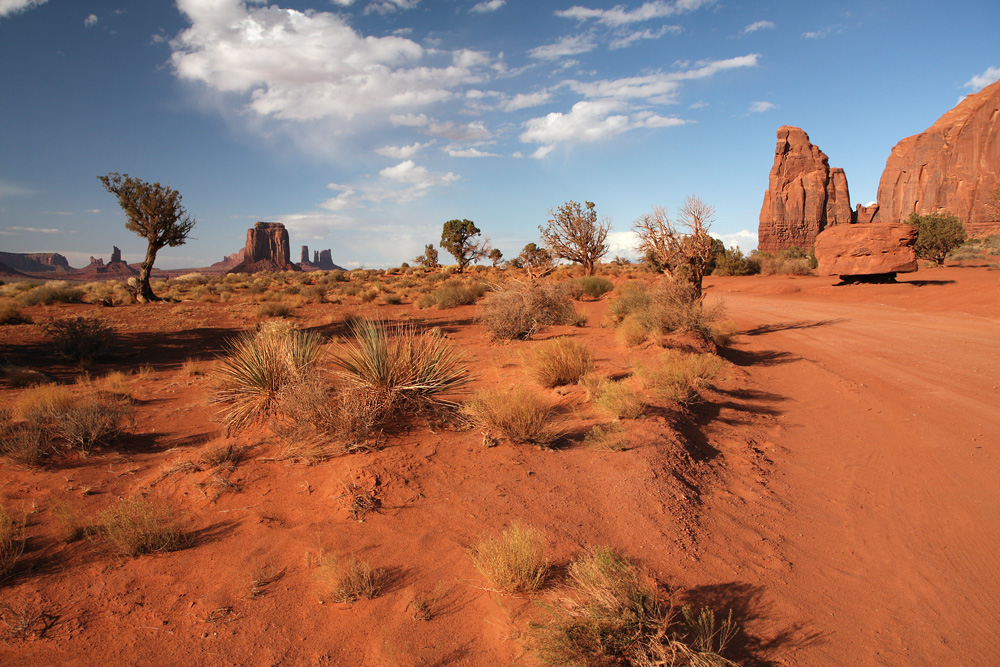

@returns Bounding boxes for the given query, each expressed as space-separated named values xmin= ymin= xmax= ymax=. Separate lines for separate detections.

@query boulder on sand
xmin=815 ymin=223 xmax=918 ymax=279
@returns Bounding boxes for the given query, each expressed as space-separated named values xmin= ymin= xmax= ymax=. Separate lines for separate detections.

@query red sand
xmin=1 ymin=266 xmax=998 ymax=665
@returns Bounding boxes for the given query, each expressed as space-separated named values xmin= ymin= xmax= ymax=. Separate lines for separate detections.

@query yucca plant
xmin=212 ymin=325 xmax=323 ymax=433
xmin=331 ymin=319 xmax=470 ymax=410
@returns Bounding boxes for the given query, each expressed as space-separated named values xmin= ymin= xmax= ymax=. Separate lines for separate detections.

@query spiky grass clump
xmin=98 ymin=496 xmax=188 ymax=557
xmin=464 ymin=386 xmax=556 ymax=446
xmin=583 ymin=423 xmax=628 ymax=451
xmin=469 ymin=523 xmax=548 ymax=593
xmin=212 ymin=325 xmax=323 ymax=434
xmin=51 ymin=394 xmax=134 ymax=456
xmin=530 ymin=338 xmax=593 ymax=388
xmin=0 ymin=506 xmax=26 ymax=581
xmin=0 ymin=418 xmax=54 ymax=468
xmin=43 ymin=316 xmax=116 ymax=363
xmin=332 ymin=319 xmax=470 ymax=411
xmin=638 ymin=350 xmax=724 ymax=407
xmin=530 ymin=547 xmax=739 ymax=666
xmin=317 ymin=554 xmax=386 ymax=603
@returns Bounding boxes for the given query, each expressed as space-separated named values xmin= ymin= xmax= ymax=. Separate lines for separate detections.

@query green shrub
xmin=567 ymin=276 xmax=614 ymax=300
xmin=712 ymin=246 xmax=758 ymax=276
xmin=20 ymin=281 xmax=85 ymax=306
xmin=464 ymin=386 xmax=556 ymax=446
xmin=747 ymin=249 xmax=813 ymax=276
xmin=478 ymin=282 xmax=583 ymax=341
xmin=529 ymin=338 xmax=593 ymax=387
xmin=429 ymin=280 xmax=487 ymax=309
xmin=907 ymin=212 xmax=967 ymax=264
xmin=594 ymin=379 xmax=645 ymax=419
xmin=98 ymin=496 xmax=188 ymax=557
xmin=611 ymin=280 xmax=721 ymax=344
xmin=43 ymin=317 xmax=116 ymax=363
xmin=212 ymin=325 xmax=323 ymax=434
xmin=469 ymin=523 xmax=548 ymax=593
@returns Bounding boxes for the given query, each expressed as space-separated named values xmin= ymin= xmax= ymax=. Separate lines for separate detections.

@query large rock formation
xmin=758 ymin=126 xmax=855 ymax=252
xmin=815 ymin=223 xmax=918 ymax=278
xmin=76 ymin=246 xmax=139 ymax=279
xmin=298 ymin=245 xmax=344 ymax=271
xmin=873 ymin=79 xmax=1000 ymax=237
xmin=0 ymin=251 xmax=72 ymax=273
xmin=228 ymin=222 xmax=301 ymax=273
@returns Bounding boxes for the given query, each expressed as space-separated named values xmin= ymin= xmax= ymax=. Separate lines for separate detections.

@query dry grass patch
xmin=464 ymin=386 xmax=557 ymax=446
xmin=317 ymin=554 xmax=387 ymax=603
xmin=42 ymin=316 xmax=116 ymax=363
xmin=594 ymin=379 xmax=646 ymax=420
xmin=638 ymin=350 xmax=724 ymax=407
xmin=469 ymin=523 xmax=548 ymax=593
xmin=478 ymin=282 xmax=583 ymax=341
xmin=0 ymin=301 xmax=30 ymax=325
xmin=98 ymin=496 xmax=188 ymax=557
xmin=0 ymin=506 xmax=26 ymax=582
xmin=0 ymin=418 xmax=54 ymax=468
xmin=583 ymin=423 xmax=629 ymax=451
xmin=530 ymin=338 xmax=593 ymax=387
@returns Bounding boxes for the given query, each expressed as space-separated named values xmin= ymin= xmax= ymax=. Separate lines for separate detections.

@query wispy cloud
xmin=609 ymin=25 xmax=679 ymax=50
xmin=445 ymin=146 xmax=501 ymax=158
xmin=748 ymin=100 xmax=777 ymax=113
xmin=375 ymin=142 xmax=429 ymax=159
xmin=520 ymin=99 xmax=684 ymax=146
xmin=470 ymin=0 xmax=504 ymax=13
xmin=555 ymin=0 xmax=714 ymax=27
xmin=502 ymin=90 xmax=553 ymax=112
xmin=0 ymin=0 xmax=47 ymax=20
xmin=528 ymin=33 xmax=596 ymax=60
xmin=963 ymin=66 xmax=1000 ymax=92
xmin=741 ymin=20 xmax=774 ymax=35
xmin=6 ymin=226 xmax=61 ymax=234
xmin=0 ymin=179 xmax=35 ymax=199
xmin=365 ymin=0 xmax=419 ymax=15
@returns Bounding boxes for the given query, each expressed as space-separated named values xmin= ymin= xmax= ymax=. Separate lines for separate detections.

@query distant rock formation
xmin=873 ymin=79 xmax=1000 ymax=238
xmin=815 ymin=223 xmax=917 ymax=278
xmin=0 ymin=260 xmax=26 ymax=277
xmin=299 ymin=245 xmax=345 ymax=271
xmin=758 ymin=126 xmax=855 ymax=252
xmin=0 ymin=251 xmax=71 ymax=273
xmin=228 ymin=222 xmax=301 ymax=273
xmin=77 ymin=246 xmax=139 ymax=278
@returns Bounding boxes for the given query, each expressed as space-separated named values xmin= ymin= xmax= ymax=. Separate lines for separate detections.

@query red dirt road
xmin=697 ymin=269 xmax=1000 ymax=665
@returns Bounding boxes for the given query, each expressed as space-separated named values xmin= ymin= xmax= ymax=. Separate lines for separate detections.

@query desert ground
xmin=1 ymin=265 xmax=998 ymax=666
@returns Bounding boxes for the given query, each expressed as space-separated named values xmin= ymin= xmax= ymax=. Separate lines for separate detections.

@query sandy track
xmin=701 ymin=273 xmax=1000 ymax=665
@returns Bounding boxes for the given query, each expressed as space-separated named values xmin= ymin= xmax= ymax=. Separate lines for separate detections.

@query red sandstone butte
xmin=874 ymin=79 xmax=1000 ymax=238
xmin=758 ymin=126 xmax=854 ymax=252
xmin=815 ymin=222 xmax=917 ymax=277
xmin=228 ymin=221 xmax=300 ymax=273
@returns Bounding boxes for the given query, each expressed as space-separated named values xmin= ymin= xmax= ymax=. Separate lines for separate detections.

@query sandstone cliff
xmin=228 ymin=222 xmax=301 ymax=273
xmin=873 ymin=79 xmax=1000 ymax=237
xmin=758 ymin=126 xmax=855 ymax=252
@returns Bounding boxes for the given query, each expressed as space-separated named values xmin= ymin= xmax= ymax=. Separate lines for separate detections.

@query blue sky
xmin=1 ymin=0 xmax=997 ymax=269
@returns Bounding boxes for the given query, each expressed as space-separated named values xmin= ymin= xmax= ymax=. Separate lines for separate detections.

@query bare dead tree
xmin=539 ymin=201 xmax=611 ymax=276
xmin=633 ymin=195 xmax=717 ymax=298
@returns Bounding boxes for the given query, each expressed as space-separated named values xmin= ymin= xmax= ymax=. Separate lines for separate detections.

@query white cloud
xmin=6 ymin=226 xmax=60 ymax=234
xmin=470 ymin=0 xmax=504 ymax=13
xmin=712 ymin=229 xmax=757 ymax=252
xmin=379 ymin=160 xmax=459 ymax=188
xmin=319 ymin=186 xmax=361 ymax=211
xmin=330 ymin=0 xmax=355 ymax=5
xmin=520 ymin=99 xmax=684 ymax=146
xmin=566 ymin=74 xmax=680 ymax=102
xmin=502 ymin=91 xmax=553 ymax=112
xmin=689 ymin=100 xmax=707 ymax=109
xmin=741 ymin=20 xmax=774 ymax=34
xmin=963 ymin=66 xmax=1000 ymax=92
xmin=0 ymin=0 xmax=47 ymax=19
xmin=748 ymin=100 xmax=776 ymax=113
xmin=376 ymin=142 xmax=428 ymax=158
xmin=170 ymin=0 xmax=491 ymax=122
xmin=389 ymin=113 xmax=429 ymax=127
xmin=445 ymin=146 xmax=501 ymax=158
xmin=609 ymin=25 xmax=679 ymax=50
xmin=669 ymin=53 xmax=759 ymax=80
xmin=555 ymin=0 xmax=713 ymax=26
xmin=365 ymin=0 xmax=419 ymax=15
xmin=423 ymin=120 xmax=491 ymax=141
xmin=528 ymin=34 xmax=596 ymax=60
xmin=530 ymin=145 xmax=556 ymax=160
xmin=84 ymin=13 xmax=98 ymax=27
xmin=605 ymin=230 xmax=639 ymax=258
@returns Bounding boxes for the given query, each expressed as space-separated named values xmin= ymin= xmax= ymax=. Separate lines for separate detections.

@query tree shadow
xmin=719 ymin=348 xmax=798 ymax=368
xmin=680 ymin=581 xmax=828 ymax=666
xmin=898 ymin=279 xmax=956 ymax=286
xmin=739 ymin=319 xmax=843 ymax=336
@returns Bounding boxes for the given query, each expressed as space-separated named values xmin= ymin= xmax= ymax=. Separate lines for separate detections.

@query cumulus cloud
xmin=380 ymin=160 xmax=457 ymax=186
xmin=520 ymin=99 xmax=684 ymax=145
xmin=470 ymin=0 xmax=504 ymax=13
xmin=365 ymin=0 xmax=419 ymax=15
xmin=741 ymin=20 xmax=774 ymax=34
xmin=555 ymin=0 xmax=713 ymax=26
xmin=0 ymin=0 xmax=47 ymax=19
xmin=375 ymin=142 xmax=428 ymax=158
xmin=320 ymin=159 xmax=460 ymax=210
xmin=609 ymin=25 xmax=679 ymax=50
xmin=528 ymin=34 xmax=596 ymax=60
xmin=748 ymin=100 xmax=776 ymax=113
xmin=445 ymin=146 xmax=501 ymax=158
xmin=502 ymin=90 xmax=553 ymax=112
xmin=963 ymin=66 xmax=1000 ymax=92
xmin=605 ymin=230 xmax=639 ymax=259
xmin=84 ymin=13 xmax=98 ymax=27
xmin=170 ymin=0 xmax=491 ymax=122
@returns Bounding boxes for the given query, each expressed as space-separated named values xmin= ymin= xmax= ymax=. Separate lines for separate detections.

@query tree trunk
xmin=137 ymin=243 xmax=162 ymax=303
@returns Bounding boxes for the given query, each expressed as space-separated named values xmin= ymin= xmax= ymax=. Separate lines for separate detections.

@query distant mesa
xmin=0 ymin=251 xmax=72 ymax=274
xmin=759 ymin=79 xmax=1000 ymax=253
xmin=299 ymin=245 xmax=342 ymax=271
xmin=216 ymin=222 xmax=343 ymax=274
xmin=757 ymin=126 xmax=854 ymax=252
xmin=76 ymin=246 xmax=140 ymax=279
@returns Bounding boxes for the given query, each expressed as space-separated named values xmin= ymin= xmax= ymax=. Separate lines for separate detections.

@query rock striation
xmin=758 ymin=126 xmax=855 ymax=252
xmin=228 ymin=222 xmax=301 ymax=273
xmin=873 ymin=79 xmax=1000 ymax=238
xmin=815 ymin=223 xmax=917 ymax=278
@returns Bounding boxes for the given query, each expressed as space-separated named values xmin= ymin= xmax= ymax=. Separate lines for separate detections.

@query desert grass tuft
xmin=529 ymin=338 xmax=593 ymax=388
xmin=638 ymin=349 xmax=724 ymax=407
xmin=317 ymin=554 xmax=387 ymax=603
xmin=0 ymin=301 xmax=31 ymax=325
xmin=478 ymin=282 xmax=583 ymax=341
xmin=0 ymin=506 xmax=26 ymax=581
xmin=583 ymin=423 xmax=629 ymax=451
xmin=98 ymin=495 xmax=188 ymax=557
xmin=463 ymin=386 xmax=557 ymax=446
xmin=594 ymin=379 xmax=646 ymax=420
xmin=51 ymin=394 xmax=134 ymax=455
xmin=0 ymin=418 xmax=54 ymax=468
xmin=469 ymin=523 xmax=548 ymax=593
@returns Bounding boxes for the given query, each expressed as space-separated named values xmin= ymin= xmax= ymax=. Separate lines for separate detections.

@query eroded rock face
xmin=758 ymin=126 xmax=855 ymax=252
xmin=0 ymin=252 xmax=72 ymax=273
xmin=229 ymin=222 xmax=300 ymax=273
xmin=873 ymin=80 xmax=1000 ymax=238
xmin=815 ymin=223 xmax=917 ymax=277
